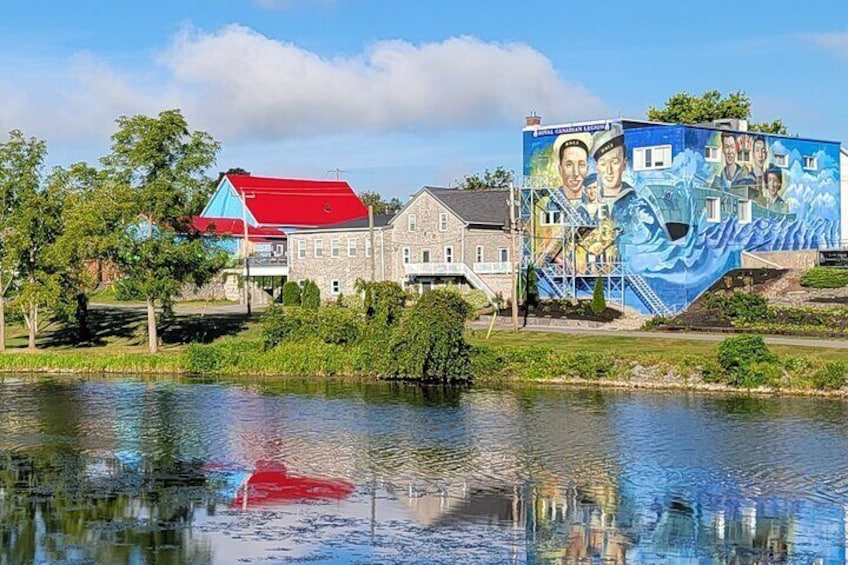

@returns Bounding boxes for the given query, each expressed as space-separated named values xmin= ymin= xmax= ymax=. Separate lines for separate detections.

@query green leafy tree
xmin=103 ymin=109 xmax=226 ymax=353
xmin=282 ymin=280 xmax=302 ymax=305
xmin=358 ymin=191 xmax=403 ymax=215
xmin=457 ymin=166 xmax=514 ymax=191
xmin=525 ymin=264 xmax=538 ymax=307
xmin=648 ymin=90 xmax=788 ymax=134
xmin=590 ymin=275 xmax=606 ymax=315
xmin=301 ymin=279 xmax=321 ymax=310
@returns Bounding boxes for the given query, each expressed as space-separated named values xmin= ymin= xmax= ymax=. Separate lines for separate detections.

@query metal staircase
xmin=459 ymin=263 xmax=498 ymax=303
xmin=546 ymin=189 xmax=597 ymax=228
xmin=537 ymin=263 xmax=573 ymax=300
xmin=624 ymin=269 xmax=673 ymax=317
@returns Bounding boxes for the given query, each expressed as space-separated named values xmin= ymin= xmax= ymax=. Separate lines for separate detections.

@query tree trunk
xmin=27 ymin=304 xmax=37 ymax=350
xmin=0 ymin=280 xmax=5 ymax=353
xmin=146 ymin=296 xmax=158 ymax=354
xmin=76 ymin=292 xmax=90 ymax=343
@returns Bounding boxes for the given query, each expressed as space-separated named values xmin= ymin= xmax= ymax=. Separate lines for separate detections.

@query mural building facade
xmin=522 ymin=119 xmax=843 ymax=314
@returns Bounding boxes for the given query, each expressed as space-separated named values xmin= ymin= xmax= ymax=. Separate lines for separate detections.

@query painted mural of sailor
xmin=759 ymin=166 xmax=787 ymax=212
xmin=711 ymin=131 xmax=753 ymax=197
xmin=552 ymin=133 xmax=592 ymax=202
xmin=591 ymin=128 xmax=631 ymax=201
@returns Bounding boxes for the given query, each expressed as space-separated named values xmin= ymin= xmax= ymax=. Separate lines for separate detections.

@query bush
xmin=301 ymin=279 xmax=321 ymax=309
xmin=591 ymin=276 xmax=606 ymax=315
xmin=282 ymin=281 xmax=302 ymax=306
xmin=113 ymin=278 xmax=144 ymax=301
xmin=463 ymin=290 xmax=491 ymax=311
xmin=811 ymin=361 xmax=848 ymax=391
xmin=391 ymin=289 xmax=473 ymax=382
xmin=357 ymin=280 xmax=407 ymax=327
xmin=800 ymin=267 xmax=848 ymax=289
xmin=525 ymin=264 xmax=538 ymax=307
xmin=717 ymin=334 xmax=777 ymax=374
xmin=727 ymin=360 xmax=783 ymax=388
xmin=704 ymin=291 xmax=771 ymax=323
xmin=316 ymin=306 xmax=363 ymax=345
xmin=261 ymin=305 xmax=309 ymax=349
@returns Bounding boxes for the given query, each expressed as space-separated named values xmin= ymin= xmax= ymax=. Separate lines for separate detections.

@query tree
xmin=301 ymin=279 xmax=321 ymax=310
xmin=590 ymin=275 xmax=606 ymax=315
xmin=282 ymin=280 xmax=302 ymax=306
xmin=358 ymin=191 xmax=402 ymax=215
xmin=103 ymin=109 xmax=226 ymax=353
xmin=456 ymin=166 xmax=514 ymax=191
xmin=647 ymin=90 xmax=788 ymax=134
xmin=0 ymin=131 xmax=49 ymax=350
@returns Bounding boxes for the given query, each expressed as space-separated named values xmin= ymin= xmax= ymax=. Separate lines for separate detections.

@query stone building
xmin=288 ymin=187 xmax=515 ymax=303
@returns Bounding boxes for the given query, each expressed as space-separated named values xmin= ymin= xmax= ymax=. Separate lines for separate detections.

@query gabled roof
xmin=293 ymin=214 xmax=395 ymax=234
xmin=193 ymin=217 xmax=287 ymax=239
xmin=423 ymin=187 xmax=510 ymax=227
xmin=226 ymin=174 xmax=368 ymax=227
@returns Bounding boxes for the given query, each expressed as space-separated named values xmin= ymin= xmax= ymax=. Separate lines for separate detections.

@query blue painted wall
xmin=522 ymin=121 xmax=842 ymax=314
xmin=200 ymin=178 xmax=258 ymax=226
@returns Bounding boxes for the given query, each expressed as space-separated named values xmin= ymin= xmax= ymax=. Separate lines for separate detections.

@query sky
xmin=2 ymin=0 xmax=848 ymax=199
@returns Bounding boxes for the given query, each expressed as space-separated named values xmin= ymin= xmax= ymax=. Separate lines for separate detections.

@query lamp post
xmin=509 ymin=182 xmax=519 ymax=332
xmin=239 ymin=190 xmax=256 ymax=315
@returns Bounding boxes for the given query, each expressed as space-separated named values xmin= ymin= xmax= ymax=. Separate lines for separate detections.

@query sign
xmin=534 ymin=122 xmax=610 ymax=137
xmin=819 ymin=249 xmax=848 ymax=268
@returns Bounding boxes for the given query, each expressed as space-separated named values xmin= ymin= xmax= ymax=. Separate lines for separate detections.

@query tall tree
xmin=456 ymin=166 xmax=514 ymax=190
xmin=647 ymin=90 xmax=788 ymax=134
xmin=103 ymin=109 xmax=226 ymax=353
xmin=0 ymin=131 xmax=48 ymax=351
xmin=358 ymin=191 xmax=402 ymax=215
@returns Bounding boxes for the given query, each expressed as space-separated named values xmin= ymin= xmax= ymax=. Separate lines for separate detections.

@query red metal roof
xmin=193 ymin=217 xmax=287 ymax=239
xmin=226 ymin=174 xmax=367 ymax=227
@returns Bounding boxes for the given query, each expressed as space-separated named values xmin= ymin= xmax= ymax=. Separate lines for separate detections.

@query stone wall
xmin=392 ymin=192 xmax=466 ymax=266
xmin=741 ymin=250 xmax=818 ymax=270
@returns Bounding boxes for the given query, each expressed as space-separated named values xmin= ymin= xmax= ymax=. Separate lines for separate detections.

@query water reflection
xmin=0 ymin=378 xmax=847 ymax=563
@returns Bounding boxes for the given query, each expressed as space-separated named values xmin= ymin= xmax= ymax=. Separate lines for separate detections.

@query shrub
xmin=391 ymin=289 xmax=473 ymax=382
xmin=301 ymin=279 xmax=321 ymax=310
xmin=282 ymin=281 xmax=302 ymax=306
xmin=316 ymin=306 xmax=363 ymax=345
xmin=706 ymin=291 xmax=771 ymax=323
xmin=800 ymin=267 xmax=848 ymax=289
xmin=525 ymin=265 xmax=538 ymax=307
xmin=642 ymin=316 xmax=669 ymax=330
xmin=470 ymin=344 xmax=506 ymax=378
xmin=356 ymin=280 xmax=407 ymax=327
xmin=591 ymin=276 xmax=606 ymax=315
xmin=463 ymin=290 xmax=491 ymax=311
xmin=261 ymin=305 xmax=313 ymax=349
xmin=727 ymin=360 xmax=783 ymax=388
xmin=185 ymin=343 xmax=223 ymax=374
xmin=113 ymin=278 xmax=144 ymax=301
xmin=810 ymin=361 xmax=848 ymax=391
xmin=717 ymin=334 xmax=777 ymax=374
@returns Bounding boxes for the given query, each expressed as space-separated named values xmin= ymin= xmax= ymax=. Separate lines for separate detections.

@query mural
xmin=522 ymin=120 xmax=842 ymax=314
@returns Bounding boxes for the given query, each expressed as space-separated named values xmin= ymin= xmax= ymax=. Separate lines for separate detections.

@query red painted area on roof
xmin=226 ymin=174 xmax=367 ymax=227
xmin=192 ymin=217 xmax=286 ymax=238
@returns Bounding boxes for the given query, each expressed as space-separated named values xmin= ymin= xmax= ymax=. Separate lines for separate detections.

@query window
xmin=314 ymin=238 xmax=324 ymax=258
xmin=498 ymin=247 xmax=509 ymax=263
xmin=297 ymin=240 xmax=306 ymax=259
xmin=737 ymin=148 xmax=751 ymax=163
xmin=444 ymin=246 xmax=453 ymax=263
xmin=774 ymin=153 xmax=788 ymax=168
xmin=438 ymin=212 xmax=448 ymax=232
xmin=330 ymin=280 xmax=340 ymax=295
xmin=408 ymin=213 xmax=417 ymax=232
xmin=738 ymin=200 xmax=752 ymax=224
xmin=347 ymin=238 xmax=356 ymax=257
xmin=475 ymin=245 xmax=484 ymax=263
xmin=633 ymin=145 xmax=672 ymax=171
xmin=365 ymin=238 xmax=372 ymax=258
xmin=402 ymin=247 xmax=410 ymax=264
xmin=706 ymin=197 xmax=721 ymax=223
xmin=705 ymin=145 xmax=720 ymax=163
xmin=421 ymin=249 xmax=431 ymax=263
xmin=541 ymin=210 xmax=563 ymax=225
xmin=274 ymin=243 xmax=285 ymax=257
xmin=803 ymin=155 xmax=818 ymax=170
xmin=330 ymin=238 xmax=340 ymax=258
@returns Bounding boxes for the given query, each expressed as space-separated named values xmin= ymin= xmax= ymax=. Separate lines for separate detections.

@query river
xmin=1 ymin=377 xmax=847 ymax=564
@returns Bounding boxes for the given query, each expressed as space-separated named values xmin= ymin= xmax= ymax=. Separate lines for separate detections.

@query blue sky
xmin=2 ymin=0 xmax=848 ymax=199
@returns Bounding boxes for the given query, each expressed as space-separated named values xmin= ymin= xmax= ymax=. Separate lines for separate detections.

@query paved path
xmin=469 ymin=322 xmax=848 ymax=350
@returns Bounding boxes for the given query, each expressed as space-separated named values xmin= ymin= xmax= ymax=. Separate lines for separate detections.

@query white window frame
xmin=540 ymin=210 xmax=563 ymax=225
xmin=633 ymin=144 xmax=672 ymax=171
xmin=737 ymin=148 xmax=751 ymax=163
xmin=297 ymin=240 xmax=306 ymax=259
xmin=803 ymin=155 xmax=818 ymax=171
xmin=408 ymin=213 xmax=417 ymax=232
xmin=498 ymin=247 xmax=509 ymax=263
xmin=706 ymin=197 xmax=721 ymax=223
xmin=438 ymin=212 xmax=448 ymax=232
xmin=444 ymin=246 xmax=453 ymax=263
xmin=330 ymin=280 xmax=340 ymax=295
xmin=314 ymin=238 xmax=324 ymax=258
xmin=705 ymin=145 xmax=721 ymax=163
xmin=475 ymin=245 xmax=484 ymax=263
xmin=330 ymin=238 xmax=340 ymax=259
xmin=402 ymin=247 xmax=410 ymax=264
xmin=738 ymin=200 xmax=752 ymax=225
xmin=347 ymin=238 xmax=356 ymax=257
xmin=365 ymin=238 xmax=372 ymax=258
xmin=421 ymin=249 xmax=431 ymax=263
xmin=774 ymin=154 xmax=788 ymax=168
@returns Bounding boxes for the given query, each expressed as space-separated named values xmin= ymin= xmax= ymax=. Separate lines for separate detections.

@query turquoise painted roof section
xmin=200 ymin=177 xmax=258 ymax=226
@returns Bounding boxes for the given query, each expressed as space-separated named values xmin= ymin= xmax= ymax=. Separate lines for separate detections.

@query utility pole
xmin=240 ymin=191 xmax=254 ymax=316
xmin=509 ymin=182 xmax=519 ymax=332
xmin=368 ymin=205 xmax=376 ymax=281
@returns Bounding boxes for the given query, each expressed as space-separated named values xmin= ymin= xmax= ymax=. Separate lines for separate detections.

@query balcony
xmin=244 ymin=254 xmax=288 ymax=276
xmin=472 ymin=261 xmax=511 ymax=274
xmin=403 ymin=262 xmax=464 ymax=276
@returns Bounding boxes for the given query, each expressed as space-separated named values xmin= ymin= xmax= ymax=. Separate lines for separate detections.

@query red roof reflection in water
xmin=230 ymin=460 xmax=355 ymax=508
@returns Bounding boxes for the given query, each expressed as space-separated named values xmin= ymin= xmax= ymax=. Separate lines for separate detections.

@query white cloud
xmin=0 ymin=25 xmax=605 ymax=146
xmin=806 ymin=31 xmax=848 ymax=57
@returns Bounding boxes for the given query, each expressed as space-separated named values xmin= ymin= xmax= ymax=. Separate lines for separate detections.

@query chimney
xmin=525 ymin=112 xmax=541 ymax=127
